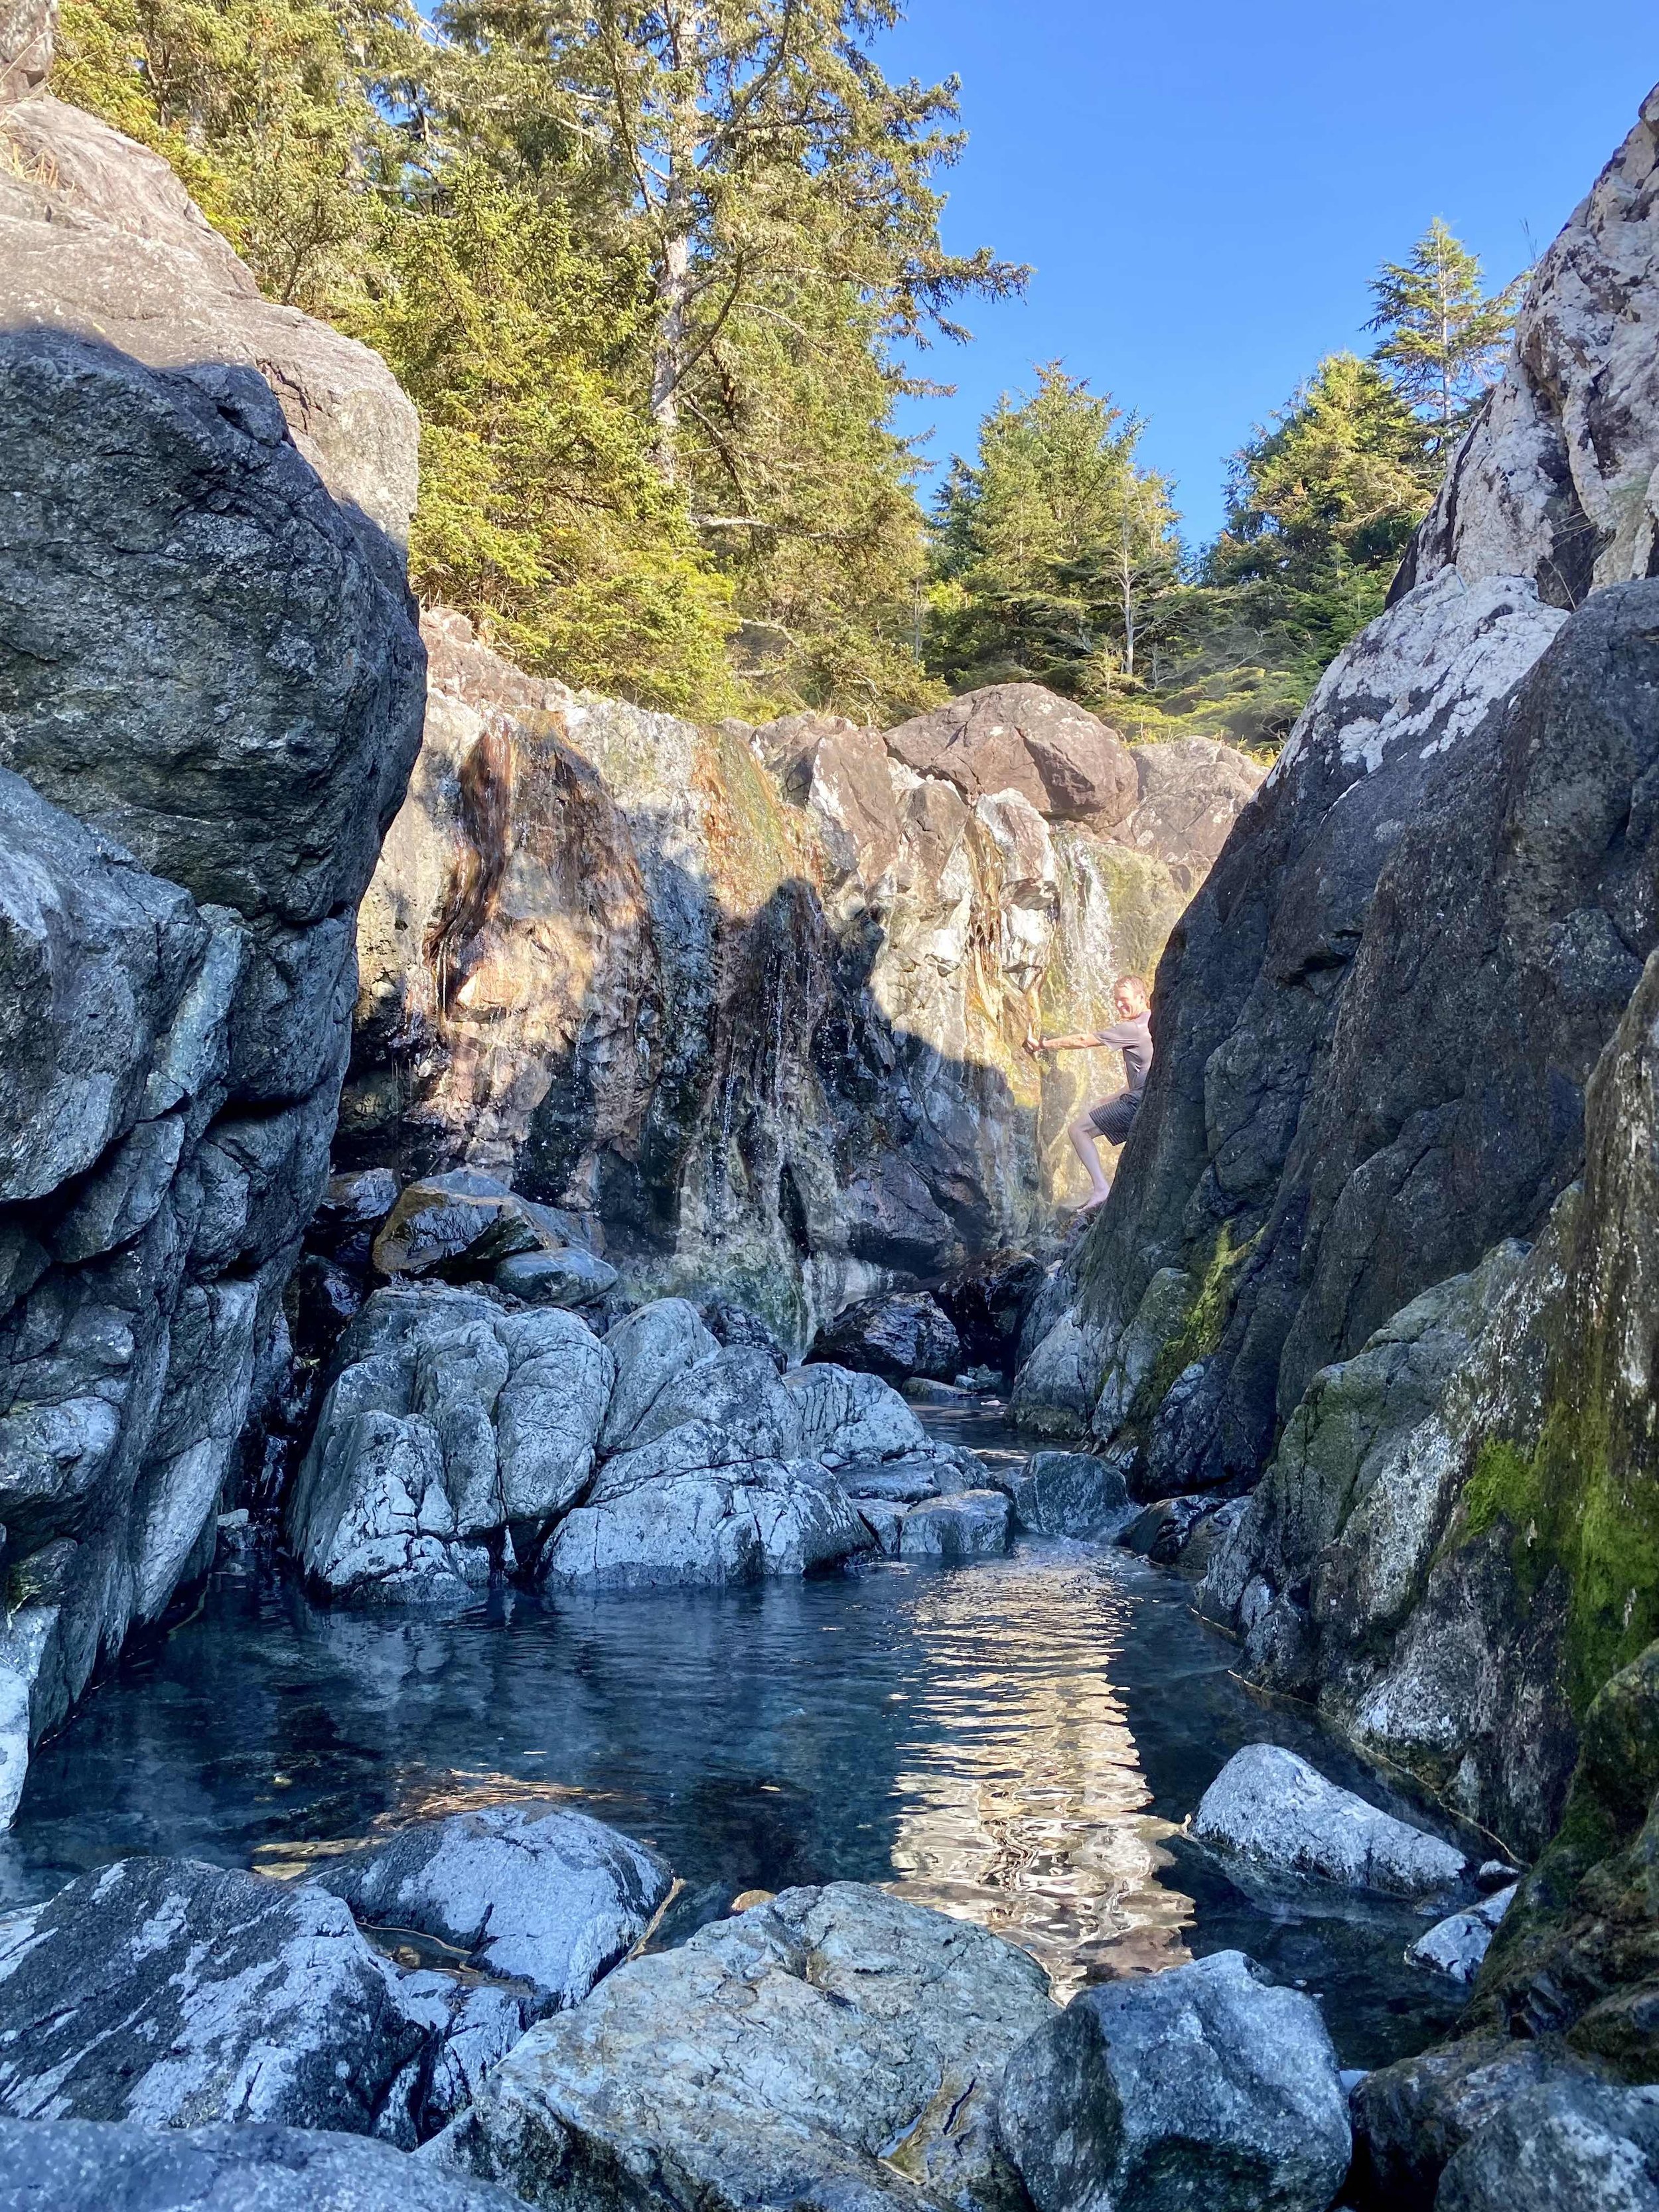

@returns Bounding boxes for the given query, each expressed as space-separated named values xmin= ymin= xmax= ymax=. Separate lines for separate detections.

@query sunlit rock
xmin=344 ymin=616 xmax=1261 ymax=1341
xmin=429 ymin=1881 xmax=1054 ymax=2212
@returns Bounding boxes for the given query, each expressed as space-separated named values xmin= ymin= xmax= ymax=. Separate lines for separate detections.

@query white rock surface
xmin=1192 ymin=1743 xmax=1467 ymax=1897
xmin=1406 ymin=1883 xmax=1518 ymax=1984
xmin=0 ymin=2119 xmax=527 ymax=2212
xmin=0 ymin=1858 xmax=485 ymax=2142
xmin=317 ymin=1802 xmax=672 ymax=2011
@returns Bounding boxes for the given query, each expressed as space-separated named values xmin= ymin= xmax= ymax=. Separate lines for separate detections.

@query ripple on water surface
xmin=0 ymin=1454 xmax=1466 ymax=2067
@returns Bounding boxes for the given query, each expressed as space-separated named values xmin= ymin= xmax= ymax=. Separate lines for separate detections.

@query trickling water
xmin=0 ymin=1406 xmax=1465 ymax=2070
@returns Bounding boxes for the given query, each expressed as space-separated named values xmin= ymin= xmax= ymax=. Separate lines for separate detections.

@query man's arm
xmin=1025 ymin=1029 xmax=1108 ymax=1056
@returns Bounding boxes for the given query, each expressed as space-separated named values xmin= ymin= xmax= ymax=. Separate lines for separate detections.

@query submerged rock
xmin=0 ymin=2120 xmax=526 ymax=2212
xmin=1406 ymin=1885 xmax=1516 ymax=1984
xmin=429 ymin=1881 xmax=1054 ymax=2212
xmin=1191 ymin=1745 xmax=1467 ymax=1897
xmin=807 ymin=1291 xmax=962 ymax=1384
xmin=997 ymin=1949 xmax=1350 ymax=2212
xmin=0 ymin=1858 xmax=466 ymax=2140
xmin=317 ymin=1803 xmax=672 ymax=2012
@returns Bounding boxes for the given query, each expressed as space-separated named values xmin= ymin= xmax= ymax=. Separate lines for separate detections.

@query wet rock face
xmin=345 ymin=614 xmax=1261 ymax=1342
xmin=1348 ymin=2034 xmax=1605 ymax=2211
xmin=0 ymin=1858 xmax=471 ymax=2140
xmin=1017 ymin=84 xmax=1659 ymax=1511
xmin=1202 ymin=946 xmax=1659 ymax=1852
xmin=0 ymin=93 xmax=423 ymax=1801
xmin=0 ymin=2121 xmax=529 ymax=2212
xmin=1435 ymin=2078 xmax=1659 ymax=2212
xmin=431 ymin=1881 xmax=1056 ymax=2212
xmin=806 ymin=1290 xmax=960 ymax=1384
xmin=997 ymin=1949 xmax=1350 ymax=2212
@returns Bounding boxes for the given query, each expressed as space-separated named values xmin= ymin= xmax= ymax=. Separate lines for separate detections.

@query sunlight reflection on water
xmin=885 ymin=1552 xmax=1192 ymax=1998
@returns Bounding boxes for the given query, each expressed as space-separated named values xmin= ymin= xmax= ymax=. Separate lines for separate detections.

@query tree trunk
xmin=648 ymin=0 xmax=706 ymax=485
xmin=650 ymin=225 xmax=691 ymax=481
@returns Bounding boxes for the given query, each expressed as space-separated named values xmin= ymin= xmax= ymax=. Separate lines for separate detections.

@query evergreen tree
xmin=1200 ymin=351 xmax=1435 ymax=692
xmin=439 ymin=0 xmax=1023 ymax=711
xmin=926 ymin=365 xmax=1183 ymax=704
xmin=1367 ymin=217 xmax=1525 ymax=453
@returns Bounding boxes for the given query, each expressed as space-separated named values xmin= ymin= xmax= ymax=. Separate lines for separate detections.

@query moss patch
xmin=1088 ymin=1222 xmax=1258 ymax=1425
xmin=1461 ymin=1404 xmax=1659 ymax=1718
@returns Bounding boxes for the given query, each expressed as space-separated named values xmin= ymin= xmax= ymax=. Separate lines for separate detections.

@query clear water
xmin=0 ymin=1406 xmax=1466 ymax=2070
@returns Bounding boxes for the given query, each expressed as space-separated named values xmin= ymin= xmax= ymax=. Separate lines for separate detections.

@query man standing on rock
xmin=1027 ymin=975 xmax=1153 ymax=1214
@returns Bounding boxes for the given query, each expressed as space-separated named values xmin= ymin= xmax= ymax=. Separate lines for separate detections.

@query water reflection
xmin=888 ymin=1553 xmax=1191 ymax=1996
xmin=0 ymin=1491 xmax=1465 ymax=2067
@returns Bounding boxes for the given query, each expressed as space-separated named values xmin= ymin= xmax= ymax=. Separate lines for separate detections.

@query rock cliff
xmin=342 ymin=622 xmax=1261 ymax=1339
xmin=0 ymin=60 xmax=423 ymax=1809
xmin=1015 ymin=81 xmax=1659 ymax=1853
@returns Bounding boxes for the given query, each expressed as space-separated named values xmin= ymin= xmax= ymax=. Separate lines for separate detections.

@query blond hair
xmin=1115 ymin=973 xmax=1150 ymax=1011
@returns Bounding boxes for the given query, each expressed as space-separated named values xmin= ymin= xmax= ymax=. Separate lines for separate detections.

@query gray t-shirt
xmin=1094 ymin=1013 xmax=1153 ymax=1094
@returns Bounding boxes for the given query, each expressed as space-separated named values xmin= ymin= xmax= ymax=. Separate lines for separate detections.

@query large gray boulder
xmin=785 ymin=1363 xmax=936 ymax=1467
xmin=997 ymin=1949 xmax=1350 ymax=2212
xmin=0 ymin=86 xmax=424 ymax=1806
xmin=1191 ymin=1745 xmax=1467 ymax=1897
xmin=430 ymin=1881 xmax=1056 ymax=2212
xmin=0 ymin=2120 xmax=527 ymax=2212
xmin=999 ymin=1450 xmax=1131 ymax=1538
xmin=897 ymin=1489 xmax=1012 ymax=1562
xmin=317 ymin=1802 xmax=671 ymax=2010
xmin=287 ymin=1287 xmax=615 ymax=1603
xmin=0 ymin=1858 xmax=498 ymax=2142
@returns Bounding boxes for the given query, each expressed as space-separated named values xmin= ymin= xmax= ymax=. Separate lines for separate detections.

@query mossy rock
xmin=1471 ymin=1639 xmax=1659 ymax=2076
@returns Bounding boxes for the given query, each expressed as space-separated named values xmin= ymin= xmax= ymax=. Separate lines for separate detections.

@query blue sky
xmin=877 ymin=2 xmax=1658 ymax=548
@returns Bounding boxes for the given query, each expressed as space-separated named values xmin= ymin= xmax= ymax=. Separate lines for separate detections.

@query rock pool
xmin=0 ymin=1410 xmax=1467 ymax=2071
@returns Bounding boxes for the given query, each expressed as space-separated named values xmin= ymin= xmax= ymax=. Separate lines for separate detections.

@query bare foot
xmin=1070 ymin=1190 xmax=1110 ymax=1216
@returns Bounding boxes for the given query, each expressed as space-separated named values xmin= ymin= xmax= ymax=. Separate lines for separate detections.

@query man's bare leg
xmin=1067 ymin=1114 xmax=1112 ymax=1213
